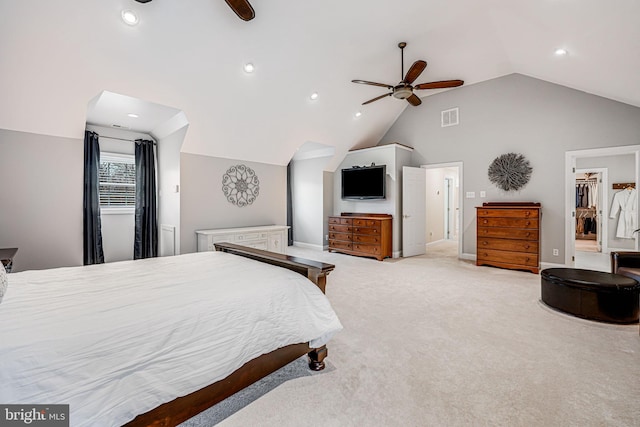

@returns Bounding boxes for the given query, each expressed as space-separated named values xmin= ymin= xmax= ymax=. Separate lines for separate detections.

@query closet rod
xmin=99 ymin=135 xmax=156 ymax=145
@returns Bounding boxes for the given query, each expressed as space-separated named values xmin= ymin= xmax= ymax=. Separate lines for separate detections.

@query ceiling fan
xmin=134 ymin=0 xmax=255 ymax=21
xmin=352 ymin=42 xmax=464 ymax=107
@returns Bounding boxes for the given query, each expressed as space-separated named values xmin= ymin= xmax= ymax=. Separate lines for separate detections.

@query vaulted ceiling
xmin=1 ymin=0 xmax=638 ymax=170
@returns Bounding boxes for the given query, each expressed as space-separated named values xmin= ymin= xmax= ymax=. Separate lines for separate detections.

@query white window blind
xmin=99 ymin=153 xmax=135 ymax=208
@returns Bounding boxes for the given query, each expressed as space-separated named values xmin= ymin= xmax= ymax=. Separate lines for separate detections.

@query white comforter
xmin=0 ymin=251 xmax=342 ymax=426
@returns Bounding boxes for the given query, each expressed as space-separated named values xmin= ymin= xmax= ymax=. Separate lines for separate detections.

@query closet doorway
xmin=575 ymin=169 xmax=607 ymax=254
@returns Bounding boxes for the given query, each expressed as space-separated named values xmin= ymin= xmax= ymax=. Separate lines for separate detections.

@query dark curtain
xmin=286 ymin=161 xmax=293 ymax=246
xmin=83 ymin=130 xmax=105 ymax=265
xmin=134 ymin=139 xmax=158 ymax=259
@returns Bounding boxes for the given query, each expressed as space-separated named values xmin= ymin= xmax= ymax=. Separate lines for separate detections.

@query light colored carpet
xmin=183 ymin=242 xmax=640 ymax=427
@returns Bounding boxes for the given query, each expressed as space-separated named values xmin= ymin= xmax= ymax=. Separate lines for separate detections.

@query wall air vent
xmin=111 ymin=124 xmax=130 ymax=130
xmin=441 ymin=107 xmax=459 ymax=127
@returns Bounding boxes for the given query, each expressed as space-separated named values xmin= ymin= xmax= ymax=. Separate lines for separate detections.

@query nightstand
xmin=0 ymin=248 xmax=18 ymax=273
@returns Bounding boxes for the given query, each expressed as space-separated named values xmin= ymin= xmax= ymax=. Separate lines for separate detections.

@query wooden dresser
xmin=328 ymin=213 xmax=392 ymax=261
xmin=476 ymin=203 xmax=541 ymax=274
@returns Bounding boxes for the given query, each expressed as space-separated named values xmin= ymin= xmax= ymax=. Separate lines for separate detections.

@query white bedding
xmin=0 ymin=251 xmax=342 ymax=426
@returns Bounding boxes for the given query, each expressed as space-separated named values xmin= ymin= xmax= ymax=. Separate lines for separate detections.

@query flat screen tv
xmin=341 ymin=165 xmax=386 ymax=200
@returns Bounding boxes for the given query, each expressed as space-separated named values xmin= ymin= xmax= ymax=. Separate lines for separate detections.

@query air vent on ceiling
xmin=111 ymin=124 xmax=131 ymax=130
xmin=441 ymin=107 xmax=459 ymax=127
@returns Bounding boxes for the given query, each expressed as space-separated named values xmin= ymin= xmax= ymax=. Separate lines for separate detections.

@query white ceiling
xmin=1 ymin=0 xmax=638 ymax=170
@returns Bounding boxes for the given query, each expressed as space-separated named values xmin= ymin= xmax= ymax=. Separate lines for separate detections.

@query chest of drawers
xmin=476 ymin=203 xmax=541 ymax=274
xmin=328 ymin=213 xmax=392 ymax=261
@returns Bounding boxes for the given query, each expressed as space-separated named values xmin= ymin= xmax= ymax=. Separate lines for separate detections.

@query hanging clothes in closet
xmin=610 ymin=186 xmax=637 ymax=239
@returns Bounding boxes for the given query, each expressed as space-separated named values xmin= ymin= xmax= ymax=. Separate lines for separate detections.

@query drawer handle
xmin=525 ymin=232 xmax=530 ymax=237
xmin=525 ymin=211 xmax=531 ymax=217
xmin=483 ymin=219 xmax=488 ymax=224
xmin=525 ymin=221 xmax=531 ymax=226
xmin=524 ymin=244 xmax=530 ymax=249
xmin=482 ymin=241 xmax=488 ymax=245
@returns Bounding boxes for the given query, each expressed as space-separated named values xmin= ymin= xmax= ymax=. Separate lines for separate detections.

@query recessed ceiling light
xmin=243 ymin=63 xmax=255 ymax=73
xmin=121 ymin=9 xmax=139 ymax=26
xmin=554 ymin=48 xmax=568 ymax=56
xmin=354 ymin=111 xmax=362 ymax=118
xmin=127 ymin=113 xmax=139 ymax=118
xmin=310 ymin=92 xmax=319 ymax=101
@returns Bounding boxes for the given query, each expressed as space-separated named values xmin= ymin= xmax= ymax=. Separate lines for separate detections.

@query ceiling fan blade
xmin=407 ymin=94 xmax=422 ymax=106
xmin=352 ymin=80 xmax=394 ymax=89
xmin=403 ymin=60 xmax=427 ymax=85
xmin=414 ymin=80 xmax=464 ymax=90
xmin=362 ymin=93 xmax=393 ymax=105
xmin=225 ymin=0 xmax=255 ymax=21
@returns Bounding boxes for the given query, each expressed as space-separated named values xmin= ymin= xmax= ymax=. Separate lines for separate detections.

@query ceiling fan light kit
xmin=352 ymin=42 xmax=464 ymax=107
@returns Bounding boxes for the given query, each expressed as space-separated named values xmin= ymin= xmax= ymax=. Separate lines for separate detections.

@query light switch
xmin=466 ymin=191 xmax=475 ymax=198
xmin=480 ymin=191 xmax=486 ymax=198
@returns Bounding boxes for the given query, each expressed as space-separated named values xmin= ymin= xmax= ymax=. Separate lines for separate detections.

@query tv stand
xmin=328 ymin=213 xmax=392 ymax=261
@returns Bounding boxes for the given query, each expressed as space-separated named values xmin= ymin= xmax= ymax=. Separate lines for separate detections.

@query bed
xmin=0 ymin=242 xmax=341 ymax=426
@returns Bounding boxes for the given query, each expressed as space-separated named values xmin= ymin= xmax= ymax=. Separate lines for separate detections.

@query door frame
xmin=421 ymin=161 xmax=464 ymax=259
xmin=565 ymin=146 xmax=640 ymax=266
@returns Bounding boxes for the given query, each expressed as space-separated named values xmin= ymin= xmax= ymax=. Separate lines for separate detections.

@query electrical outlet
xmin=325 ymin=234 xmax=329 ymax=241
xmin=553 ymin=249 xmax=559 ymax=256
xmin=480 ymin=191 xmax=486 ymax=198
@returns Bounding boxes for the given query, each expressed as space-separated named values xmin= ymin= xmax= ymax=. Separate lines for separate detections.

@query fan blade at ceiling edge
xmin=403 ymin=60 xmax=427 ymax=85
xmin=362 ymin=93 xmax=393 ymax=105
xmin=407 ymin=94 xmax=422 ymax=106
xmin=225 ymin=0 xmax=255 ymax=21
xmin=352 ymin=80 xmax=394 ymax=89
xmin=414 ymin=80 xmax=464 ymax=90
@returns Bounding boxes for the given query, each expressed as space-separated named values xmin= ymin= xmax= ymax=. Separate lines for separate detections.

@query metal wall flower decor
xmin=222 ymin=164 xmax=260 ymax=207
xmin=488 ymin=153 xmax=532 ymax=191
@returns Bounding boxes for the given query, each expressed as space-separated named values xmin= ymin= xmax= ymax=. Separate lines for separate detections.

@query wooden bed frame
xmin=124 ymin=242 xmax=335 ymax=426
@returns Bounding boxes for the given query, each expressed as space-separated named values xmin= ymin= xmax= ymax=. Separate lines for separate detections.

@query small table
xmin=541 ymin=268 xmax=640 ymax=324
xmin=0 ymin=248 xmax=18 ymax=273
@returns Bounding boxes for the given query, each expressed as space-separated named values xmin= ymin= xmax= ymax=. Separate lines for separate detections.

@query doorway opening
xmin=422 ymin=162 xmax=463 ymax=258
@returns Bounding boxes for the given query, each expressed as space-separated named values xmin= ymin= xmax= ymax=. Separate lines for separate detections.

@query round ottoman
xmin=540 ymin=268 xmax=640 ymax=324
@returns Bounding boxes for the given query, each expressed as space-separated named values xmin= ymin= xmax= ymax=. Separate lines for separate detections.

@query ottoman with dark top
xmin=541 ymin=268 xmax=640 ymax=324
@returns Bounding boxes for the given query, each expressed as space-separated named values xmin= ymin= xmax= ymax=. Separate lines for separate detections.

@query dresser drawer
xmin=477 ymin=227 xmax=538 ymax=240
xmin=329 ymin=232 xmax=352 ymax=241
xmin=352 ymin=234 xmax=381 ymax=244
xmin=477 ymin=209 xmax=539 ymax=219
xmin=477 ymin=217 xmax=538 ymax=229
xmin=477 ymin=249 xmax=538 ymax=267
xmin=478 ymin=237 xmax=538 ymax=253
xmin=329 ymin=224 xmax=352 ymax=233
xmin=353 ymin=226 xmax=381 ymax=235
xmin=353 ymin=243 xmax=381 ymax=255
xmin=353 ymin=219 xmax=379 ymax=227
xmin=329 ymin=240 xmax=352 ymax=251
xmin=235 ymin=232 xmax=267 ymax=242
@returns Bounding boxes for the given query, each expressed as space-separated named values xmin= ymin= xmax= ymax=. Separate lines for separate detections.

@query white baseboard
xmin=461 ymin=252 xmax=476 ymax=261
xmin=292 ymin=241 xmax=325 ymax=251
xmin=540 ymin=261 xmax=567 ymax=270
xmin=426 ymin=239 xmax=445 ymax=247
xmin=393 ymin=250 xmax=402 ymax=258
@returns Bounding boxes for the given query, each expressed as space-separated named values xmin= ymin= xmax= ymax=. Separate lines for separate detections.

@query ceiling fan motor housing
xmin=393 ymin=85 xmax=413 ymax=99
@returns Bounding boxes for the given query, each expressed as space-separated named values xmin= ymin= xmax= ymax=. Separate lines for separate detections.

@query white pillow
xmin=0 ymin=263 xmax=7 ymax=304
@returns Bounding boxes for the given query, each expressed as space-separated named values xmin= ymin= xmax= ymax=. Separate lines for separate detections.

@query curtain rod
xmin=99 ymin=135 xmax=156 ymax=145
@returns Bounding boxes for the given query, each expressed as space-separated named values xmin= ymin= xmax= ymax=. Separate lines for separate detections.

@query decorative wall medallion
xmin=488 ymin=153 xmax=532 ymax=192
xmin=222 ymin=164 xmax=260 ymax=207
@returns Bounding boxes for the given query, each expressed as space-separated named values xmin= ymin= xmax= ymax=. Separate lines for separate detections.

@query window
xmin=99 ymin=153 xmax=135 ymax=210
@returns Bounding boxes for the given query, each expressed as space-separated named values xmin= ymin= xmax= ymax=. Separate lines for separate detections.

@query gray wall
xmin=291 ymin=156 xmax=330 ymax=248
xmin=180 ymin=153 xmax=287 ymax=254
xmin=380 ymin=73 xmax=640 ymax=262
xmin=0 ymin=129 xmax=83 ymax=271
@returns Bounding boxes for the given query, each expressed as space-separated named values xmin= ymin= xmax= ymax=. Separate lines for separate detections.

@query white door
xmin=402 ymin=166 xmax=427 ymax=257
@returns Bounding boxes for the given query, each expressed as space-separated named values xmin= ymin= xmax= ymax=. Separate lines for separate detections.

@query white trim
xmin=541 ymin=261 xmax=567 ymax=270
xmin=421 ymin=161 xmax=464 ymax=260
xmin=461 ymin=252 xmax=476 ymax=261
xmin=101 ymin=207 xmax=135 ymax=215
xmin=392 ymin=250 xmax=402 ymax=258
xmin=348 ymin=142 xmax=414 ymax=154
xmin=293 ymin=241 xmax=325 ymax=251
xmin=426 ymin=239 xmax=446 ymax=246
xmin=565 ymin=145 xmax=640 ymax=267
